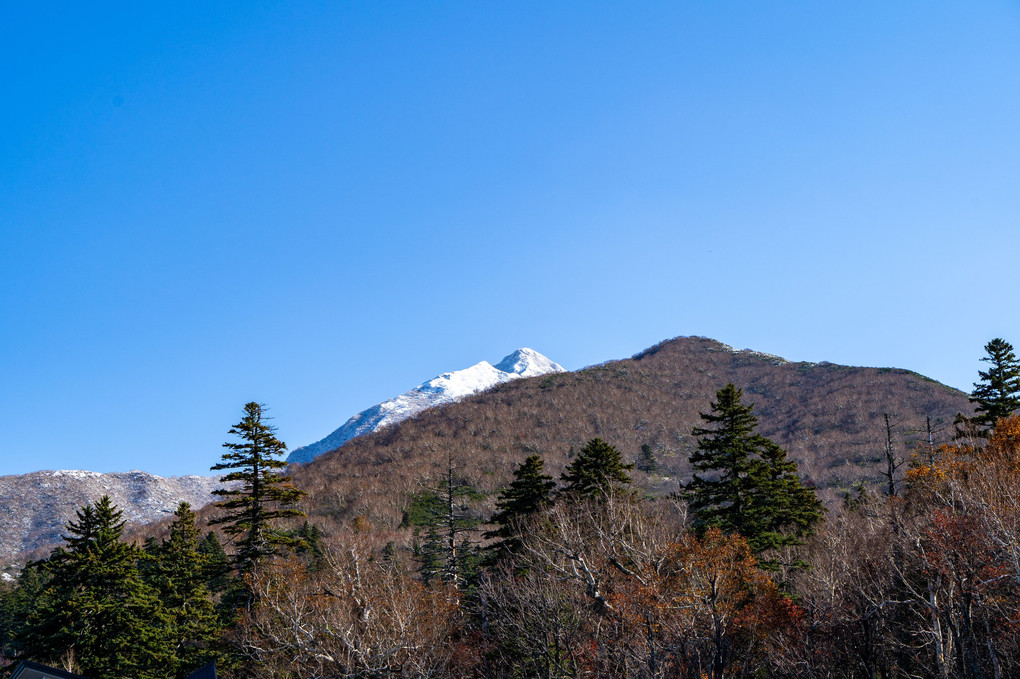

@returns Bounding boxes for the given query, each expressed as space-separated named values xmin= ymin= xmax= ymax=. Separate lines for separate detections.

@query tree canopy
xmin=17 ymin=496 xmax=170 ymax=678
xmin=970 ymin=338 xmax=1020 ymax=431
xmin=682 ymin=383 xmax=823 ymax=563
xmin=485 ymin=454 xmax=556 ymax=561
xmin=560 ymin=438 xmax=633 ymax=499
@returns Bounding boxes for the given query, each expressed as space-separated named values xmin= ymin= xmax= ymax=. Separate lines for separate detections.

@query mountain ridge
xmin=0 ymin=470 xmax=223 ymax=567
xmin=3 ymin=337 xmax=973 ymax=566
xmin=286 ymin=348 xmax=565 ymax=464
xmin=285 ymin=335 xmax=972 ymax=532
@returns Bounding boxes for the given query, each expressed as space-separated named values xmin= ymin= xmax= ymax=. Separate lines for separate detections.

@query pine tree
xmin=484 ymin=455 xmax=555 ymax=561
xmin=416 ymin=525 xmax=446 ymax=586
xmin=560 ymin=438 xmax=633 ymax=498
xmin=294 ymin=521 xmax=326 ymax=571
xmin=969 ymin=338 xmax=1020 ymax=431
xmin=210 ymin=402 xmax=306 ymax=575
xmin=149 ymin=503 xmax=222 ymax=678
xmin=17 ymin=496 xmax=171 ymax=678
xmin=637 ymin=443 xmax=660 ymax=474
xmin=683 ymin=384 xmax=823 ymax=565
xmin=197 ymin=531 xmax=233 ymax=595
xmin=0 ymin=565 xmax=48 ymax=660
xmin=407 ymin=464 xmax=483 ymax=588
xmin=742 ymin=439 xmax=824 ymax=560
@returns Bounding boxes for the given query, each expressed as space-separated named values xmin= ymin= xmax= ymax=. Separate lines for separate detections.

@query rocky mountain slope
xmin=0 ymin=470 xmax=223 ymax=566
xmin=286 ymin=336 xmax=973 ymax=531
xmin=287 ymin=348 xmax=565 ymax=464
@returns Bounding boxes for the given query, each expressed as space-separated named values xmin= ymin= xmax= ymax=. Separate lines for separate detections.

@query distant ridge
xmin=286 ymin=348 xmax=565 ymax=464
xmin=0 ymin=470 xmax=222 ymax=567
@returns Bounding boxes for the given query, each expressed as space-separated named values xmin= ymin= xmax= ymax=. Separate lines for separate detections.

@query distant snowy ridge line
xmin=287 ymin=348 xmax=565 ymax=465
xmin=0 ymin=468 xmax=230 ymax=566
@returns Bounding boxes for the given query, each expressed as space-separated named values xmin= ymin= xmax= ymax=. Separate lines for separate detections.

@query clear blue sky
xmin=3 ymin=2 xmax=1020 ymax=476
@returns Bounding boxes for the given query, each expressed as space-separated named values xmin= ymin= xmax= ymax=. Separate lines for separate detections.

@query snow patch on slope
xmin=287 ymin=348 xmax=565 ymax=465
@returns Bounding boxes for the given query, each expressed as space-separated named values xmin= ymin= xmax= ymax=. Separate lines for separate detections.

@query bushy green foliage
xmin=484 ymin=454 xmax=556 ymax=561
xmin=683 ymin=384 xmax=823 ymax=566
xmin=406 ymin=474 xmax=484 ymax=587
xmin=970 ymin=338 xmax=1020 ymax=431
xmin=401 ymin=490 xmax=447 ymax=528
xmin=0 ymin=566 xmax=47 ymax=661
xmin=16 ymin=496 xmax=172 ymax=678
xmin=197 ymin=531 xmax=233 ymax=595
xmin=147 ymin=503 xmax=223 ymax=678
xmin=636 ymin=443 xmax=660 ymax=473
xmin=560 ymin=438 xmax=633 ymax=498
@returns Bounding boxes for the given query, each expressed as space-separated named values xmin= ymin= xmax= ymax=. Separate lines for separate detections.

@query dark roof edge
xmin=10 ymin=661 xmax=88 ymax=679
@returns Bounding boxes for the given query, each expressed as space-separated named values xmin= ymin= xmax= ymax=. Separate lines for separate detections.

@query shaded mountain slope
xmin=289 ymin=336 xmax=971 ymax=530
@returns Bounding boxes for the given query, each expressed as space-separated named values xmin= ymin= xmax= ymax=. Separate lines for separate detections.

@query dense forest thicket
xmin=2 ymin=338 xmax=1018 ymax=679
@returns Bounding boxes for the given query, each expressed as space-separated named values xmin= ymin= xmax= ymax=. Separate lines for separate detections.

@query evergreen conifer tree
xmin=294 ymin=521 xmax=326 ymax=571
xmin=18 ymin=496 xmax=171 ymax=678
xmin=0 ymin=565 xmax=48 ymax=660
xmin=683 ymin=384 xmax=823 ymax=565
xmin=560 ymin=438 xmax=633 ymax=498
xmin=969 ymin=338 xmax=1020 ymax=431
xmin=484 ymin=455 xmax=555 ymax=561
xmin=407 ymin=471 xmax=483 ymax=588
xmin=210 ymin=402 xmax=306 ymax=575
xmin=637 ymin=443 xmax=660 ymax=474
xmin=149 ymin=503 xmax=222 ymax=678
xmin=417 ymin=526 xmax=446 ymax=586
xmin=197 ymin=531 xmax=233 ymax=595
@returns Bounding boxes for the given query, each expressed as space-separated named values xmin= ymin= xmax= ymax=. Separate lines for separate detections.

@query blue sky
xmin=3 ymin=2 xmax=1020 ymax=476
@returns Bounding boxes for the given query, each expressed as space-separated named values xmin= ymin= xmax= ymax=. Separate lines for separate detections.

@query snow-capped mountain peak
xmin=495 ymin=347 xmax=565 ymax=377
xmin=287 ymin=349 xmax=565 ymax=465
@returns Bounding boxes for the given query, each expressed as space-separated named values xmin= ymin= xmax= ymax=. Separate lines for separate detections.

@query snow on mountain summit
xmin=287 ymin=349 xmax=565 ymax=465
xmin=494 ymin=348 xmax=564 ymax=377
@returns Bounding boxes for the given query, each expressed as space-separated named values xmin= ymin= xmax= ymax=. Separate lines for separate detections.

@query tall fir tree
xmin=969 ymin=338 xmax=1020 ymax=432
xmin=17 ymin=496 xmax=171 ymax=678
xmin=148 ymin=502 xmax=223 ymax=679
xmin=560 ymin=438 xmax=633 ymax=499
xmin=484 ymin=455 xmax=556 ymax=562
xmin=210 ymin=402 xmax=306 ymax=576
xmin=683 ymin=384 xmax=823 ymax=566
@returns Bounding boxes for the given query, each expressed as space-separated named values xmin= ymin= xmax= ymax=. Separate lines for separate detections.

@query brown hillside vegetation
xmin=287 ymin=336 xmax=971 ymax=532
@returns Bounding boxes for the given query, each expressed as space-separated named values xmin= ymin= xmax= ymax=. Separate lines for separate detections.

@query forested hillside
xmin=288 ymin=336 xmax=970 ymax=531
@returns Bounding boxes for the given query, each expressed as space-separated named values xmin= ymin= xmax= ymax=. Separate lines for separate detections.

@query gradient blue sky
xmin=4 ymin=2 xmax=1020 ymax=477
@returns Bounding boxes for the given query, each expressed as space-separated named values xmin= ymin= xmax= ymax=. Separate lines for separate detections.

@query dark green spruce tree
xmin=683 ymin=384 xmax=823 ymax=566
xmin=197 ymin=531 xmax=233 ymax=596
xmin=148 ymin=502 xmax=223 ymax=679
xmin=17 ymin=496 xmax=171 ymax=678
xmin=294 ymin=521 xmax=326 ymax=571
xmin=484 ymin=455 xmax=556 ymax=562
xmin=0 ymin=564 xmax=48 ymax=661
xmin=968 ymin=338 xmax=1020 ymax=434
xmin=560 ymin=438 xmax=633 ymax=499
xmin=210 ymin=402 xmax=306 ymax=576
